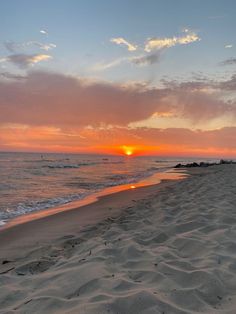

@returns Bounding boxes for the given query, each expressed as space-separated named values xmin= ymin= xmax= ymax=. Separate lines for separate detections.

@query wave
xmin=44 ymin=164 xmax=81 ymax=169
xmin=0 ymin=163 xmax=173 ymax=225
xmin=43 ymin=160 xmax=124 ymax=169
xmin=24 ymin=158 xmax=70 ymax=163
xmin=0 ymin=192 xmax=91 ymax=222
xmin=65 ymin=181 xmax=104 ymax=190
xmin=105 ymin=166 xmax=171 ymax=187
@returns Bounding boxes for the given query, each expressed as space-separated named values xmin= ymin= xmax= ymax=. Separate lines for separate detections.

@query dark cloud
xmin=4 ymin=54 xmax=52 ymax=68
xmin=218 ymin=74 xmax=236 ymax=91
xmin=131 ymin=52 xmax=161 ymax=66
xmin=4 ymin=41 xmax=19 ymax=53
xmin=220 ymin=58 xmax=236 ymax=66
xmin=0 ymin=72 xmax=27 ymax=80
xmin=161 ymin=77 xmax=236 ymax=121
xmin=0 ymin=70 xmax=235 ymax=128
xmin=0 ymin=71 xmax=166 ymax=126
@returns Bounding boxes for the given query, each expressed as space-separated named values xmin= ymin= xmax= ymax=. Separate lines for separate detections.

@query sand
xmin=0 ymin=165 xmax=236 ymax=313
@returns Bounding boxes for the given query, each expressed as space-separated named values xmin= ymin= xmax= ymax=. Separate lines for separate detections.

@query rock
xmin=174 ymin=159 xmax=236 ymax=169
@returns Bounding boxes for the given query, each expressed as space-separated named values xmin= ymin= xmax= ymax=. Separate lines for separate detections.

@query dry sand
xmin=0 ymin=165 xmax=236 ymax=313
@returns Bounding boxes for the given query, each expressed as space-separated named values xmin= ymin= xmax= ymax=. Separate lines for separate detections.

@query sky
xmin=0 ymin=0 xmax=236 ymax=157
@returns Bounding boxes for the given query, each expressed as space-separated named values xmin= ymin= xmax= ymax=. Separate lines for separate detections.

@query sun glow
xmin=122 ymin=145 xmax=134 ymax=156
xmin=125 ymin=150 xmax=133 ymax=156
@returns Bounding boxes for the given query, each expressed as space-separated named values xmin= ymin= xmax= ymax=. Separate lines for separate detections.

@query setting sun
xmin=125 ymin=150 xmax=133 ymax=156
xmin=122 ymin=145 xmax=134 ymax=156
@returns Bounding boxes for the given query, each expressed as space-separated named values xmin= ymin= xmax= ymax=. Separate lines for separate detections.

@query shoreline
xmin=0 ymin=168 xmax=186 ymax=231
xmin=0 ymin=169 xmax=186 ymax=259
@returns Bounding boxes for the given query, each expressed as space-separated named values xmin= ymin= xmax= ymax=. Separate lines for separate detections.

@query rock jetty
xmin=174 ymin=159 xmax=236 ymax=168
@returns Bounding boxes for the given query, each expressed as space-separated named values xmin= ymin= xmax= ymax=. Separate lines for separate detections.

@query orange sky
xmin=0 ymin=69 xmax=235 ymax=158
xmin=1 ymin=122 xmax=236 ymax=157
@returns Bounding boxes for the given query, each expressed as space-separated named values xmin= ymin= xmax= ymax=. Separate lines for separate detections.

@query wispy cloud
xmin=92 ymin=57 xmax=128 ymax=71
xmin=2 ymin=54 xmax=52 ymax=68
xmin=4 ymin=41 xmax=20 ymax=53
xmin=145 ymin=30 xmax=200 ymax=52
xmin=4 ymin=41 xmax=56 ymax=52
xmin=101 ymin=30 xmax=200 ymax=70
xmin=30 ymin=42 xmax=56 ymax=51
xmin=110 ymin=37 xmax=137 ymax=51
xmin=92 ymin=51 xmax=162 ymax=71
xmin=131 ymin=52 xmax=162 ymax=66
xmin=208 ymin=15 xmax=226 ymax=20
xmin=225 ymin=44 xmax=233 ymax=49
xmin=0 ymin=72 xmax=26 ymax=80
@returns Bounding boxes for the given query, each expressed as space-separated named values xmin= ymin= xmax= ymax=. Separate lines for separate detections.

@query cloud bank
xmin=0 ymin=70 xmax=235 ymax=128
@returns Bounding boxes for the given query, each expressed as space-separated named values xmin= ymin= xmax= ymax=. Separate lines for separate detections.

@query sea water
xmin=0 ymin=152 xmax=217 ymax=225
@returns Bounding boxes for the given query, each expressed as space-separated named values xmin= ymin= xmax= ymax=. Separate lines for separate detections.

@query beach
xmin=0 ymin=164 xmax=236 ymax=313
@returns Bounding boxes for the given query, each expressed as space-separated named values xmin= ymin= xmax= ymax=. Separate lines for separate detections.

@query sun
xmin=125 ymin=150 xmax=133 ymax=156
xmin=122 ymin=145 xmax=134 ymax=156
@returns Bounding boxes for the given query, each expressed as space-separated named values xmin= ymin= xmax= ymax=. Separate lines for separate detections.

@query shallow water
xmin=0 ymin=152 xmax=218 ymax=224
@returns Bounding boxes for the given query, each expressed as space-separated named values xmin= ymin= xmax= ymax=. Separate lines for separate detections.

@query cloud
xmin=221 ymin=58 xmax=236 ymax=66
xmin=0 ymin=71 xmax=166 ymax=126
xmin=110 ymin=37 xmax=137 ymax=51
xmin=29 ymin=42 xmax=56 ymax=51
xmin=4 ymin=41 xmax=20 ymax=53
xmin=0 ymin=72 xmax=27 ymax=80
xmin=225 ymin=44 xmax=233 ymax=49
xmin=40 ymin=30 xmax=48 ymax=35
xmin=92 ymin=57 xmax=127 ymax=71
xmin=145 ymin=30 xmax=200 ymax=52
xmin=218 ymin=74 xmax=236 ymax=91
xmin=94 ymin=29 xmax=200 ymax=71
xmin=113 ymin=126 xmax=236 ymax=150
xmin=208 ymin=15 xmax=226 ymax=20
xmin=0 ymin=57 xmax=7 ymax=63
xmin=131 ymin=52 xmax=162 ymax=66
xmin=93 ymin=52 xmax=162 ymax=71
xmin=4 ymin=41 xmax=56 ymax=52
xmin=0 ymin=70 xmax=235 ymax=130
xmin=93 ymin=54 xmax=161 ymax=71
xmin=3 ymin=54 xmax=52 ymax=68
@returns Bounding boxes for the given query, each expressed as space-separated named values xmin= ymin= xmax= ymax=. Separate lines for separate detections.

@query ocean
xmin=0 ymin=152 xmax=218 ymax=226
